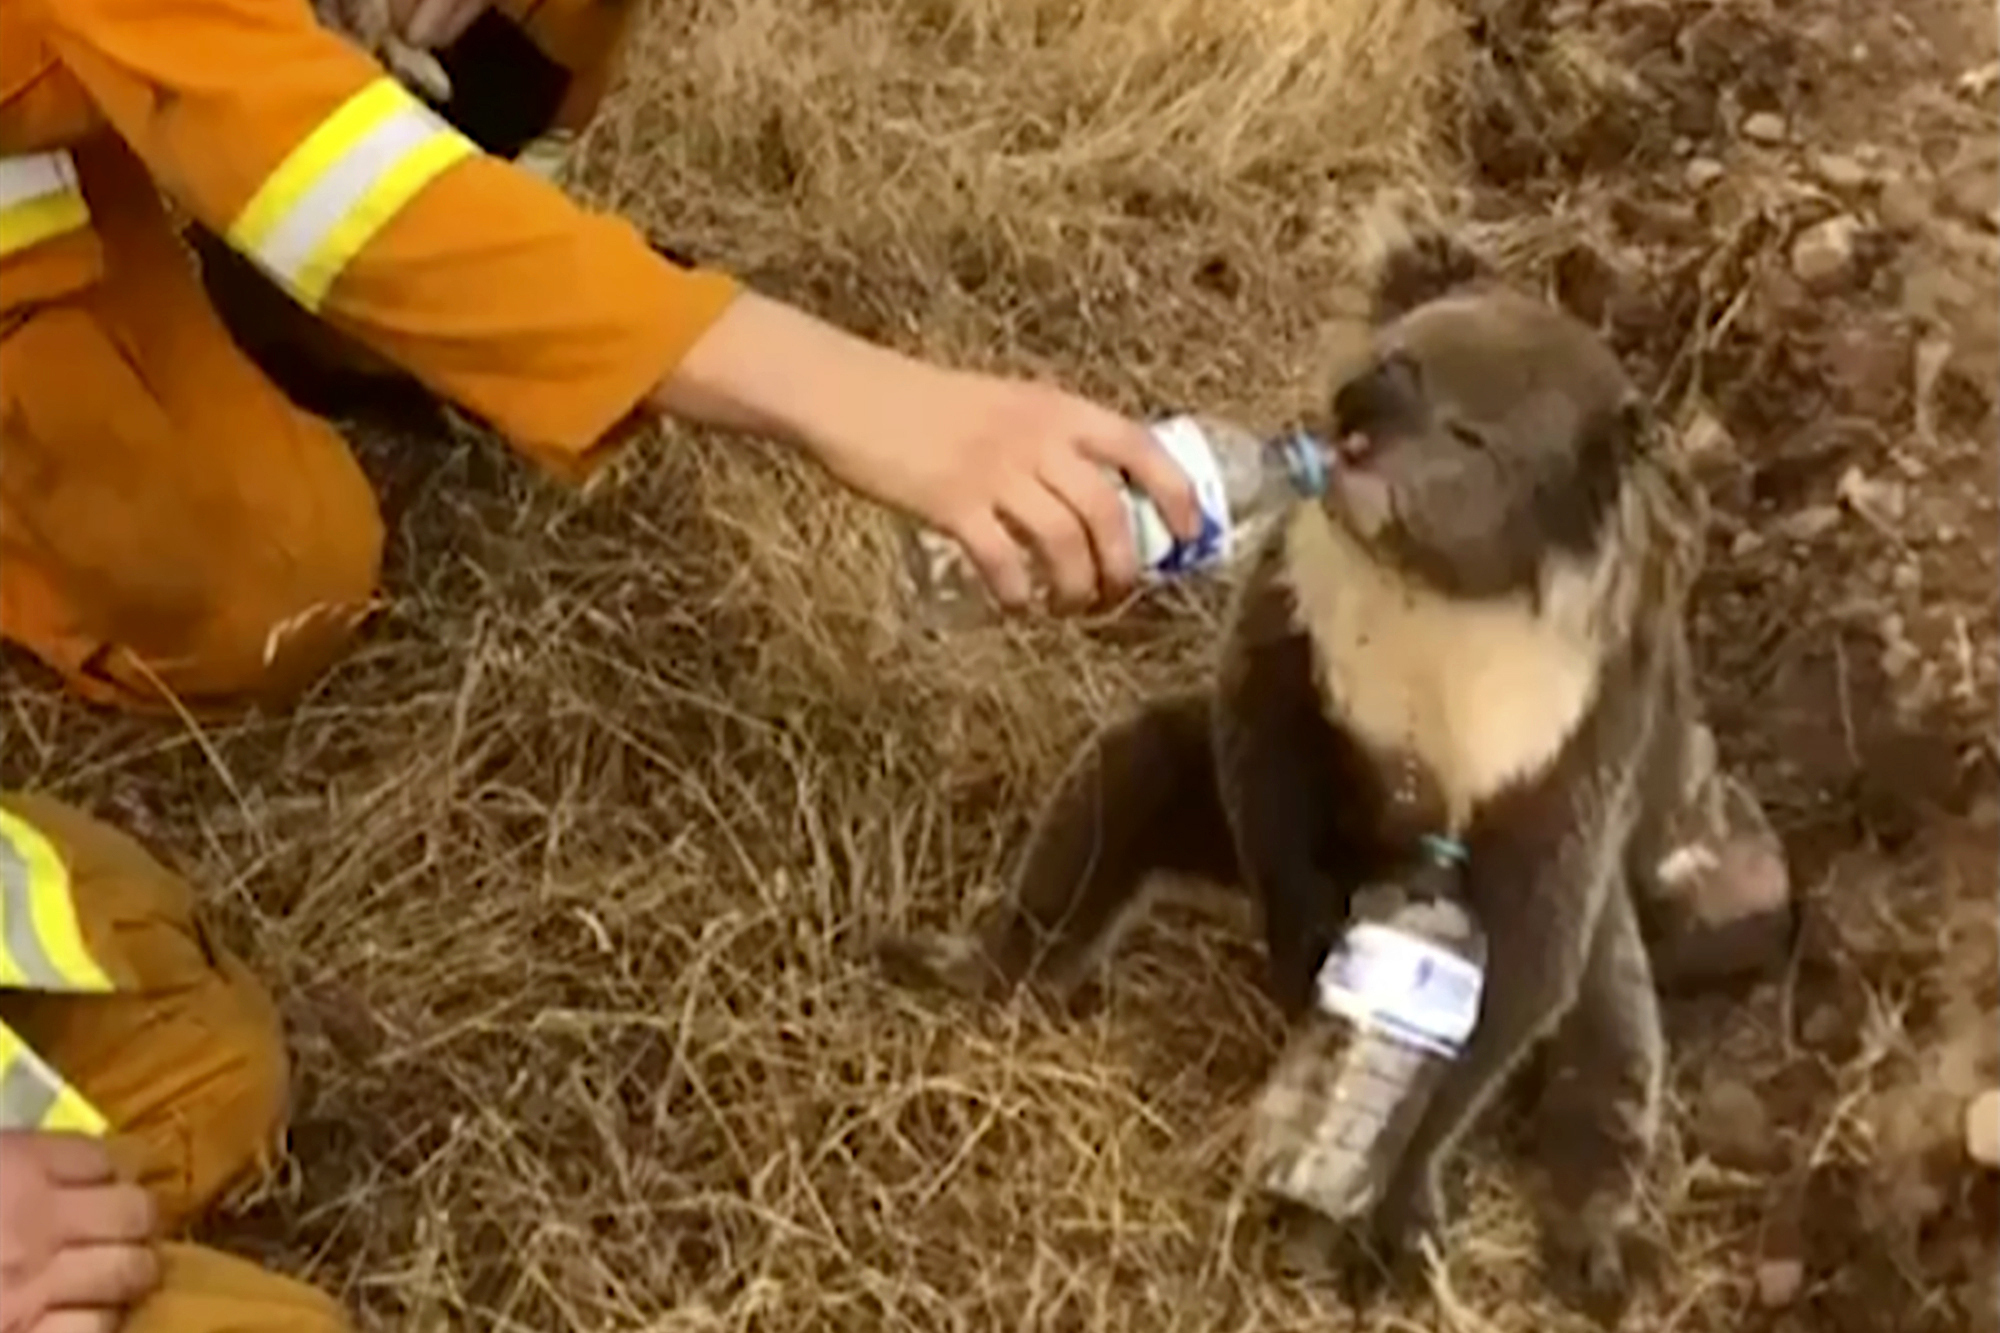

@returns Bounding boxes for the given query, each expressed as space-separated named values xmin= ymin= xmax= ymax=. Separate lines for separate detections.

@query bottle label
xmin=1133 ymin=416 xmax=1231 ymax=575
xmin=1313 ymin=922 xmax=1486 ymax=1059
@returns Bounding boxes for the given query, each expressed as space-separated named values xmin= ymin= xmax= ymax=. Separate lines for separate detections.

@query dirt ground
xmin=3 ymin=0 xmax=1996 ymax=1330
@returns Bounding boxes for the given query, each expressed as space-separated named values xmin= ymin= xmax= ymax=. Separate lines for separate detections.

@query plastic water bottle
xmin=1249 ymin=836 xmax=1488 ymax=1223
xmin=899 ymin=413 xmax=1332 ymax=628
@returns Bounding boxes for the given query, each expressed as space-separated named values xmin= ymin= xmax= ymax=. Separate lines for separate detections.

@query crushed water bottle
xmin=899 ymin=413 xmax=1332 ymax=628
xmin=1249 ymin=835 xmax=1488 ymax=1224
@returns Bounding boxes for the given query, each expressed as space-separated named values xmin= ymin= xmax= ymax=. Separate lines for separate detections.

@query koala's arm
xmin=1213 ymin=567 xmax=1379 ymax=1018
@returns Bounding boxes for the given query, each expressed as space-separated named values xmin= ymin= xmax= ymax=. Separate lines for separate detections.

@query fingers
xmin=19 ymin=1134 xmax=117 ymax=1188
xmin=52 ymin=1184 xmax=156 ymax=1249
xmin=31 ymin=1310 xmax=123 ymax=1333
xmin=1036 ymin=450 xmax=1139 ymax=600
xmin=1077 ymin=417 xmax=1201 ymax=543
xmin=402 ymin=0 xmax=486 ymax=47
xmin=40 ymin=1243 xmax=160 ymax=1312
xmin=995 ymin=480 xmax=1097 ymax=612
xmin=949 ymin=510 xmax=1034 ymax=614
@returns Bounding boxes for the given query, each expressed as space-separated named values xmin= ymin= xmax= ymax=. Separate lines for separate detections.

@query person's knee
xmin=106 ymin=430 xmax=385 ymax=714
xmin=0 ymin=794 xmax=293 ymax=1222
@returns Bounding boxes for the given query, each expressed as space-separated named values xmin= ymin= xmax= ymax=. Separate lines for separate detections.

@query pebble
xmin=1743 ymin=112 xmax=1788 ymax=144
xmin=1679 ymin=407 xmax=1735 ymax=464
xmin=1779 ymin=505 xmax=1842 ymax=543
xmin=1967 ymin=1089 xmax=2000 ymax=1167
xmin=1837 ymin=465 xmax=1908 ymax=526
xmin=1686 ymin=156 xmax=1726 ymax=189
xmin=1879 ymin=177 xmax=1933 ymax=231
xmin=1757 ymin=1257 xmax=1807 ymax=1307
xmin=1731 ymin=529 xmax=1766 ymax=559
xmin=1792 ymin=214 xmax=1864 ymax=291
xmin=1697 ymin=1078 xmax=1779 ymax=1169
xmin=1811 ymin=151 xmax=1872 ymax=191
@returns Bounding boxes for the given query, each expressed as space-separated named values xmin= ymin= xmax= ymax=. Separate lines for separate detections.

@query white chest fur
xmin=1279 ymin=508 xmax=1609 ymax=828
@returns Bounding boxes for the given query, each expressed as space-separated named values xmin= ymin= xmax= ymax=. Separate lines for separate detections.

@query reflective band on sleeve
xmin=0 ymin=1022 xmax=107 ymax=1135
xmin=0 ymin=150 xmax=91 ymax=257
xmin=225 ymin=77 xmax=479 ymax=312
xmin=0 ymin=809 xmax=114 ymax=994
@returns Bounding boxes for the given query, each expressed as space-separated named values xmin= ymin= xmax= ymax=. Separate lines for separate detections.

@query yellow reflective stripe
xmin=225 ymin=77 xmax=478 ymax=312
xmin=0 ymin=809 xmax=113 ymax=994
xmin=0 ymin=1022 xmax=107 ymax=1136
xmin=0 ymin=151 xmax=91 ymax=257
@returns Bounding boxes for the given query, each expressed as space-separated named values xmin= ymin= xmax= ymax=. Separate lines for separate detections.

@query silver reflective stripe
xmin=0 ymin=150 xmax=78 ymax=209
xmin=0 ymin=1048 xmax=58 ymax=1130
xmin=0 ymin=833 xmax=62 ymax=989
xmin=250 ymin=103 xmax=450 ymax=290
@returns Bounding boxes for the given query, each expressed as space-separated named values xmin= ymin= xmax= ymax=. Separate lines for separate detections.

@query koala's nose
xmin=1331 ymin=351 xmax=1424 ymax=443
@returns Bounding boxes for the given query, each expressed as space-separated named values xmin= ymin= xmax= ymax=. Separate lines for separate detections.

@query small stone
xmin=1779 ymin=505 xmax=1842 ymax=543
xmin=1967 ymin=1089 xmax=2000 ymax=1167
xmin=1811 ymin=151 xmax=1872 ymax=191
xmin=1879 ymin=177 xmax=1933 ymax=232
xmin=1757 ymin=1257 xmax=1807 ymax=1307
xmin=1679 ymin=406 xmax=1735 ymax=464
xmin=1893 ymin=560 xmax=1923 ymax=593
xmin=1697 ymin=1078 xmax=1779 ymax=1169
xmin=1801 ymin=1003 xmax=1845 ymax=1046
xmin=1882 ymin=637 xmax=1922 ymax=679
xmin=1686 ymin=156 xmax=1726 ymax=189
xmin=1731 ymin=529 xmax=1766 ymax=559
xmin=1792 ymin=215 xmax=1864 ymax=291
xmin=1743 ymin=112 xmax=1788 ymax=144
xmin=1837 ymin=465 xmax=1908 ymax=526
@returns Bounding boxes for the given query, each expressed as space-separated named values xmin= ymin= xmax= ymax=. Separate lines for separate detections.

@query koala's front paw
xmin=1542 ymin=1209 xmax=1663 ymax=1328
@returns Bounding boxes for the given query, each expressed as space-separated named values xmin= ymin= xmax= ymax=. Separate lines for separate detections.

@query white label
xmin=1314 ymin=922 xmax=1485 ymax=1059
xmin=1130 ymin=415 xmax=1232 ymax=576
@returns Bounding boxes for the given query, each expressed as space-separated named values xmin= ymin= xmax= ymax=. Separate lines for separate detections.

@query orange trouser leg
xmin=0 ymin=136 xmax=385 ymax=717
xmin=0 ymin=792 xmax=292 ymax=1227
xmin=126 ymin=1245 xmax=352 ymax=1333
xmin=0 ymin=792 xmax=350 ymax=1333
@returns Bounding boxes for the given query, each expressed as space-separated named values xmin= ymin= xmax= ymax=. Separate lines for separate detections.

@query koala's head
xmin=1314 ymin=278 xmax=1648 ymax=601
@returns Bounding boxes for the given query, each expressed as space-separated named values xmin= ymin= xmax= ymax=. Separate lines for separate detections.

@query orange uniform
xmin=1 ymin=791 xmax=338 ymax=1333
xmin=0 ymin=0 xmax=740 ymax=716
xmin=1 ymin=7 xmax=735 ymax=1330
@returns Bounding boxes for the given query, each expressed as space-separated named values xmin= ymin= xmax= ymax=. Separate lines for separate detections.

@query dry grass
xmin=3 ymin=0 xmax=1995 ymax=1329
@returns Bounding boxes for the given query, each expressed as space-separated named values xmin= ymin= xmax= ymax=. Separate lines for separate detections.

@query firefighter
xmin=0 ymin=0 xmax=1201 ymax=720
xmin=0 ymin=2 xmax=1200 ymax=1331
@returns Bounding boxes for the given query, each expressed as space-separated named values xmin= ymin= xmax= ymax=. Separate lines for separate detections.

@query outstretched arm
xmin=31 ymin=0 xmax=1198 ymax=611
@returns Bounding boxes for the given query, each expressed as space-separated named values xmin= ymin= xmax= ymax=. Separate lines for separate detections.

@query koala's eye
xmin=1447 ymin=421 xmax=1488 ymax=451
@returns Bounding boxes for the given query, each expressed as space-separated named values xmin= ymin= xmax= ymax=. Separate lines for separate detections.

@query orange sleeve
xmin=26 ymin=0 xmax=740 ymax=478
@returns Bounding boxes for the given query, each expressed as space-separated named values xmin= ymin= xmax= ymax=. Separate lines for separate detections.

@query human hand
xmin=654 ymin=293 xmax=1203 ymax=612
xmin=0 ymin=1133 xmax=159 ymax=1333
xmin=388 ymin=0 xmax=493 ymax=47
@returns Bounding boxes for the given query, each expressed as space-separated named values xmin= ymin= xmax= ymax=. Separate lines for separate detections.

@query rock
xmin=1879 ymin=177 xmax=1933 ymax=232
xmin=1967 ymin=1089 xmax=2000 ymax=1167
xmin=1686 ymin=156 xmax=1726 ymax=189
xmin=1757 ymin=1258 xmax=1807 ymax=1307
xmin=1679 ymin=406 xmax=1735 ymax=465
xmin=1743 ymin=112 xmax=1788 ymax=144
xmin=1837 ymin=465 xmax=1908 ymax=526
xmin=1811 ymin=151 xmax=1872 ymax=191
xmin=1779 ymin=505 xmax=1842 ymax=543
xmin=1731 ymin=529 xmax=1766 ymax=559
xmin=1697 ymin=1078 xmax=1779 ymax=1169
xmin=1801 ymin=1003 xmax=1846 ymax=1047
xmin=1792 ymin=215 xmax=1864 ymax=291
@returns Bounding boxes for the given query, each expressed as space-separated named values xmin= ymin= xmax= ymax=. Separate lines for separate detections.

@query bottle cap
xmin=1277 ymin=429 xmax=1334 ymax=499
